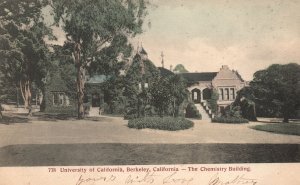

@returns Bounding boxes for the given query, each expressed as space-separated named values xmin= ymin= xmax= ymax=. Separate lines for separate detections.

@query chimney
xmin=221 ymin=65 xmax=229 ymax=70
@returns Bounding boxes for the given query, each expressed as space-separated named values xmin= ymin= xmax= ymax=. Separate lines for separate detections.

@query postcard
xmin=0 ymin=0 xmax=299 ymax=184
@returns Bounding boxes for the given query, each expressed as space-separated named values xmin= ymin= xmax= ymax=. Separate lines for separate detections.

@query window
xmin=52 ymin=92 xmax=69 ymax=106
xmin=224 ymin=88 xmax=229 ymax=100
xmin=194 ymin=91 xmax=198 ymax=100
xmin=219 ymin=88 xmax=224 ymax=100
xmin=230 ymin=88 xmax=235 ymax=100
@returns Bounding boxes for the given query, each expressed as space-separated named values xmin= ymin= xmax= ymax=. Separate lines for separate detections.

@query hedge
xmin=185 ymin=103 xmax=202 ymax=119
xmin=212 ymin=116 xmax=249 ymax=124
xmin=128 ymin=116 xmax=194 ymax=131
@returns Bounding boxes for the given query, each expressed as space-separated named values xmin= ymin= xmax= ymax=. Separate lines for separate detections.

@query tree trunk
xmin=40 ymin=88 xmax=46 ymax=112
xmin=0 ymin=103 xmax=3 ymax=119
xmin=283 ymin=115 xmax=289 ymax=123
xmin=283 ymin=108 xmax=290 ymax=123
xmin=20 ymin=80 xmax=32 ymax=116
xmin=75 ymin=42 xmax=85 ymax=119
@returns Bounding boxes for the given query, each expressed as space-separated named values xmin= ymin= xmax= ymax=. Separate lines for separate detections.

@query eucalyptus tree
xmin=50 ymin=0 xmax=148 ymax=119
xmin=0 ymin=0 xmax=53 ymax=115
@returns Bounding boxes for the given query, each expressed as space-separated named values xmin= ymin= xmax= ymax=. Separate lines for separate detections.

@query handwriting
xmin=208 ymin=173 xmax=258 ymax=185
xmin=125 ymin=172 xmax=158 ymax=184
xmin=163 ymin=172 xmax=194 ymax=185
xmin=76 ymin=174 xmax=117 ymax=185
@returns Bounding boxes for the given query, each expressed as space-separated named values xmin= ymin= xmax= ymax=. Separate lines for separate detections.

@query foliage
xmin=212 ymin=116 xmax=249 ymax=124
xmin=102 ymin=77 xmax=126 ymax=114
xmin=185 ymin=102 xmax=202 ymax=119
xmin=168 ymin=74 xmax=189 ymax=117
xmin=44 ymin=64 xmax=76 ymax=114
xmin=50 ymin=0 xmax=148 ymax=119
xmin=224 ymin=105 xmax=242 ymax=118
xmin=206 ymin=89 xmax=219 ymax=114
xmin=250 ymin=63 xmax=300 ymax=123
xmin=173 ymin=64 xmax=188 ymax=73
xmin=0 ymin=0 xmax=52 ymax=115
xmin=123 ymin=53 xmax=159 ymax=118
xmin=212 ymin=104 xmax=248 ymax=123
xmin=149 ymin=76 xmax=173 ymax=117
xmin=232 ymin=87 xmax=257 ymax=121
xmin=128 ymin=116 xmax=194 ymax=131
xmin=251 ymin=123 xmax=300 ymax=136
xmin=124 ymin=56 xmax=189 ymax=118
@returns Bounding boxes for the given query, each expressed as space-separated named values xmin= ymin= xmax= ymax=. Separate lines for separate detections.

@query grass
xmin=0 ymin=115 xmax=29 ymax=125
xmin=0 ymin=143 xmax=299 ymax=166
xmin=251 ymin=123 xmax=300 ymax=136
xmin=128 ymin=116 xmax=194 ymax=131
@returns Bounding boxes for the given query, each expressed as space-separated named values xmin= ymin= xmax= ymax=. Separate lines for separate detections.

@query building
xmin=179 ymin=65 xmax=247 ymax=116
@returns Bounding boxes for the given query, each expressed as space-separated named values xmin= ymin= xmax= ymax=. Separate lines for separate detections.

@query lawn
xmin=251 ymin=123 xmax=300 ymax=136
xmin=0 ymin=144 xmax=299 ymax=166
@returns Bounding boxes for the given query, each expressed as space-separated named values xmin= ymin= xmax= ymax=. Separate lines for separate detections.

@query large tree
xmin=0 ymin=0 xmax=52 ymax=115
xmin=50 ymin=0 xmax=148 ymax=119
xmin=250 ymin=63 xmax=300 ymax=123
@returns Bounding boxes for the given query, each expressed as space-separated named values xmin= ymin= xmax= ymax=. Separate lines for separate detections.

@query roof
xmin=140 ymin=47 xmax=147 ymax=55
xmin=179 ymin=72 xmax=217 ymax=83
xmin=86 ymin=75 xmax=107 ymax=84
xmin=158 ymin=67 xmax=174 ymax=77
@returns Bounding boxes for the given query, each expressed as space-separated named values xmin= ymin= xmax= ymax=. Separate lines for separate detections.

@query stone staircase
xmin=194 ymin=104 xmax=210 ymax=121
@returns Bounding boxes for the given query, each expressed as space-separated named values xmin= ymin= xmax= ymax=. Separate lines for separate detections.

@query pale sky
xmin=135 ymin=0 xmax=300 ymax=80
xmin=48 ymin=0 xmax=300 ymax=80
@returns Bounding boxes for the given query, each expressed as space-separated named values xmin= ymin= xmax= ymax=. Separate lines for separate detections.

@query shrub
xmin=212 ymin=116 xmax=249 ymax=124
xmin=206 ymin=89 xmax=219 ymax=114
xmin=124 ymin=108 xmax=138 ymax=120
xmin=185 ymin=103 xmax=202 ymax=119
xmin=128 ymin=116 xmax=194 ymax=131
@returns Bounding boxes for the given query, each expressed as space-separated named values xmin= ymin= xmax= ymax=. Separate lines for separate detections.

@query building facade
xmin=179 ymin=65 xmax=247 ymax=115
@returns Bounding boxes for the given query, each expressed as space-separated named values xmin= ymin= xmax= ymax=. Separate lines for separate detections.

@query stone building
xmin=179 ymin=65 xmax=247 ymax=117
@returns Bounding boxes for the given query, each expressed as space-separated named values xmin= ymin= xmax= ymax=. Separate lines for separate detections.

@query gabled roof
xmin=179 ymin=72 xmax=217 ymax=82
xmin=140 ymin=47 xmax=147 ymax=55
xmin=158 ymin=67 xmax=174 ymax=77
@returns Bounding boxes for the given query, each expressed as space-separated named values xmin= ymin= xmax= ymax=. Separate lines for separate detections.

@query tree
xmin=250 ymin=63 xmax=300 ymax=123
xmin=173 ymin=64 xmax=188 ymax=73
xmin=149 ymin=76 xmax=172 ymax=117
xmin=50 ymin=0 xmax=148 ymax=119
xmin=168 ymin=74 xmax=188 ymax=117
xmin=124 ymin=52 xmax=159 ymax=118
xmin=207 ymin=89 xmax=219 ymax=115
xmin=232 ymin=87 xmax=257 ymax=121
xmin=0 ymin=0 xmax=52 ymax=116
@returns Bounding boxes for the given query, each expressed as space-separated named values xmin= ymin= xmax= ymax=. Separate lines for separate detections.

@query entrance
xmin=191 ymin=88 xmax=201 ymax=103
xmin=92 ymin=93 xmax=100 ymax=107
xmin=203 ymin=88 xmax=212 ymax=100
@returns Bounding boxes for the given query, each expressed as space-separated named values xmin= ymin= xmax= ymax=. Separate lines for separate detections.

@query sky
xmin=48 ymin=0 xmax=300 ymax=80
xmin=134 ymin=0 xmax=300 ymax=80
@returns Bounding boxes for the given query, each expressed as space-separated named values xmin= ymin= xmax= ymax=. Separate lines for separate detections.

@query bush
xmin=124 ymin=108 xmax=138 ymax=120
xmin=185 ymin=103 xmax=202 ymax=119
xmin=212 ymin=116 xmax=249 ymax=124
xmin=128 ymin=116 xmax=194 ymax=131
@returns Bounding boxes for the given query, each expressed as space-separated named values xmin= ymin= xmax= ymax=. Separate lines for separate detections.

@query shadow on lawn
xmin=0 ymin=143 xmax=299 ymax=166
xmin=0 ymin=112 xmax=113 ymax=124
xmin=0 ymin=116 xmax=29 ymax=125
